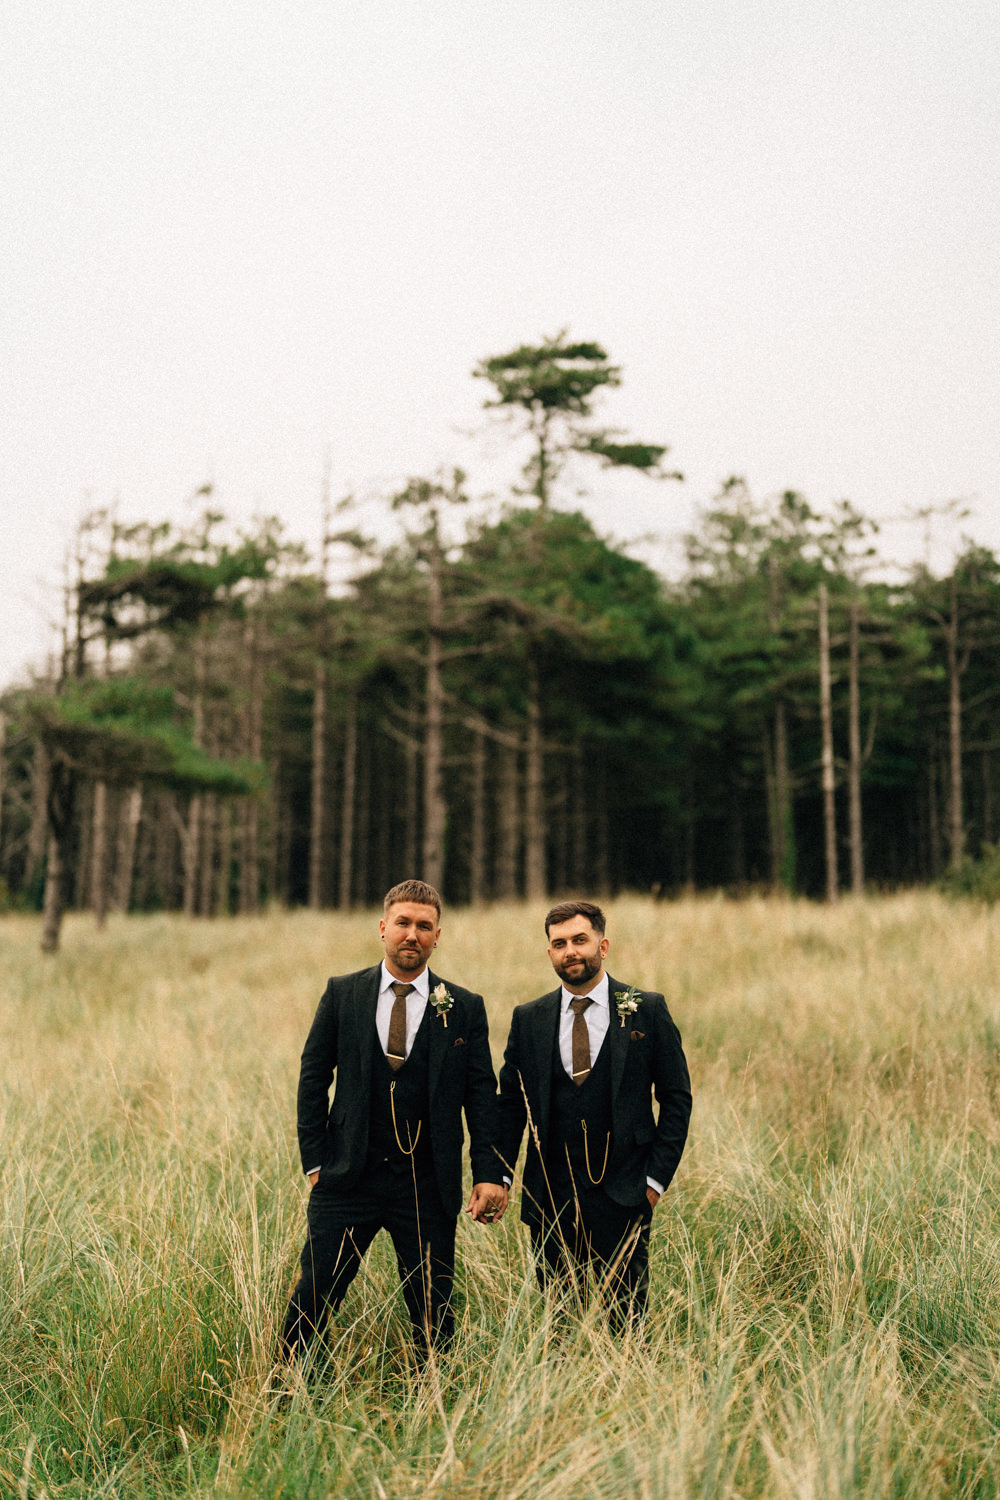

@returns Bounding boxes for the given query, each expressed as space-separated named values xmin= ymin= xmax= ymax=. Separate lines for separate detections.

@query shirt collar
xmin=380 ymin=962 xmax=430 ymax=999
xmin=560 ymin=971 xmax=609 ymax=1010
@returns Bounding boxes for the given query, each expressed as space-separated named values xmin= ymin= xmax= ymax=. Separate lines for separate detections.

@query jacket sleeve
xmin=647 ymin=994 xmax=692 ymax=1194
xmin=496 ymin=1006 xmax=528 ymax=1181
xmin=295 ymin=978 xmax=340 ymax=1174
xmin=461 ymin=992 xmax=502 ymax=1185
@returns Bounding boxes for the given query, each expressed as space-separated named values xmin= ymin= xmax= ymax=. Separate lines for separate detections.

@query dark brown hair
xmin=544 ymin=900 xmax=606 ymax=937
xmin=383 ymin=879 xmax=442 ymax=917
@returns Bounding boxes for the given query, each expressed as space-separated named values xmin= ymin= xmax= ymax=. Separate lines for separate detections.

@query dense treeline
xmin=2 ymin=339 xmax=998 ymax=945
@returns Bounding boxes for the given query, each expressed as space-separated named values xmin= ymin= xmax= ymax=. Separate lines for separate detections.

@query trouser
xmin=280 ymin=1160 xmax=456 ymax=1360
xmin=529 ymin=1172 xmax=652 ymax=1330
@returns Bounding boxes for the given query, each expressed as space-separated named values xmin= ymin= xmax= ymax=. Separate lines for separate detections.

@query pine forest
xmin=4 ymin=337 xmax=999 ymax=950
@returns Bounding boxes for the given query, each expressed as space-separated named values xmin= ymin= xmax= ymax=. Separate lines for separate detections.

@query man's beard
xmin=391 ymin=945 xmax=424 ymax=969
xmin=554 ymin=952 xmax=602 ymax=987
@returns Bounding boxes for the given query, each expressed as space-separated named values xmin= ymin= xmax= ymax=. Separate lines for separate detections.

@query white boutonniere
xmin=614 ymin=986 xmax=641 ymax=1028
xmin=431 ymin=982 xmax=454 ymax=1028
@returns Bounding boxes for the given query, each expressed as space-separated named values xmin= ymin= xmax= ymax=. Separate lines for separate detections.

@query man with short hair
xmin=280 ymin=879 xmax=507 ymax=1362
xmin=498 ymin=900 xmax=691 ymax=1326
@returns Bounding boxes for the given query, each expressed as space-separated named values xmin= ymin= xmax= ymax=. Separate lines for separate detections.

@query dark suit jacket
xmin=296 ymin=964 xmax=499 ymax=1217
xmin=497 ymin=976 xmax=692 ymax=1218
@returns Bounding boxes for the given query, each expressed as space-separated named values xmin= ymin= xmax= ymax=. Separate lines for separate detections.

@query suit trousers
xmin=530 ymin=1167 xmax=652 ymax=1329
xmin=281 ymin=1160 xmax=456 ymax=1360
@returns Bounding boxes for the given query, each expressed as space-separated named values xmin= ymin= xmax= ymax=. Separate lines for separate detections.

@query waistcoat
xmin=367 ymin=1008 xmax=434 ymax=1173
xmin=549 ymin=1021 xmax=613 ymax=1180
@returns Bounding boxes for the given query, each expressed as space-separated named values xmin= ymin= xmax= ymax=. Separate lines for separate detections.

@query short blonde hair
xmin=383 ymin=879 xmax=442 ymax=917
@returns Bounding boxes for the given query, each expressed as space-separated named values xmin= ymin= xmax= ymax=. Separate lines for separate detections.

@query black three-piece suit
xmin=281 ymin=964 xmax=498 ymax=1357
xmin=497 ymin=976 xmax=691 ymax=1320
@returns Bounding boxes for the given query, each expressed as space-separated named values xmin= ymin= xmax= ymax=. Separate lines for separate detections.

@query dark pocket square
xmin=630 ymin=1029 xmax=645 ymax=1041
xmin=452 ymin=1036 xmax=466 ymax=1046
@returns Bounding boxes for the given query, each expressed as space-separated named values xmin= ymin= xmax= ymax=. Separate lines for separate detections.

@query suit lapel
xmin=531 ymin=990 xmax=561 ymax=1136
xmin=606 ymin=974 xmax=630 ymax=1109
xmin=426 ymin=969 xmax=450 ymax=1096
xmin=356 ymin=965 xmax=381 ymax=1094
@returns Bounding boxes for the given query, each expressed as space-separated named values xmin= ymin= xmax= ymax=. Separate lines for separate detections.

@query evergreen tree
xmin=473 ymin=332 xmax=680 ymax=508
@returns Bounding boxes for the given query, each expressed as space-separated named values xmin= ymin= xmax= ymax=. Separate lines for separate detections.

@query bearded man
xmin=281 ymin=879 xmax=507 ymax=1362
xmin=498 ymin=900 xmax=690 ymax=1326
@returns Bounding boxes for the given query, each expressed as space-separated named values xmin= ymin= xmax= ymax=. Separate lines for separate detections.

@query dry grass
xmin=3 ymin=894 xmax=1000 ymax=1497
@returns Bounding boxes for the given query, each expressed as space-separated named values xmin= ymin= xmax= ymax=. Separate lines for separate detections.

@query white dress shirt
xmin=375 ymin=962 xmax=430 ymax=1057
xmin=558 ymin=972 xmax=611 ymax=1076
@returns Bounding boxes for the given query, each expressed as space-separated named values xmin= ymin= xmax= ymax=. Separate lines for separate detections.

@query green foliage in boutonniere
xmin=431 ymin=982 xmax=455 ymax=1028
xmin=614 ymin=985 xmax=641 ymax=1028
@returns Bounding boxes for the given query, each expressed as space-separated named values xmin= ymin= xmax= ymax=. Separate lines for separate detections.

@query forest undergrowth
xmin=3 ymin=893 xmax=1000 ymax=1498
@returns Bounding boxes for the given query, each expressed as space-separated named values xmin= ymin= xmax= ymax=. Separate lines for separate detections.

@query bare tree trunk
xmin=216 ymin=799 xmax=233 ymax=915
xmin=469 ymin=728 xmax=486 ymax=905
xmin=90 ymin=780 xmax=110 ymax=928
xmin=132 ymin=803 xmax=154 ymax=910
xmin=238 ymin=803 xmax=258 ymax=913
xmin=40 ymin=763 xmax=75 ymax=952
xmin=338 ymin=692 xmax=358 ymax=910
xmin=184 ymin=631 xmax=208 ymax=916
xmin=41 ymin=831 xmax=66 ymax=952
xmin=309 ymin=659 xmax=327 ymax=908
xmin=114 ymin=786 xmax=143 ymax=912
xmin=774 ymin=699 xmax=793 ymax=891
xmin=763 ymin=729 xmax=777 ymax=886
xmin=767 ymin=553 xmax=794 ymax=894
xmin=847 ymin=596 xmax=864 ymax=894
xmin=523 ymin=664 xmax=546 ymax=900
xmin=404 ymin=733 xmax=418 ymax=877
xmin=928 ymin=741 xmax=942 ymax=877
xmin=355 ymin=739 xmax=370 ymax=904
xmin=310 ymin=462 xmax=332 ymax=908
xmin=495 ymin=742 xmax=519 ymax=899
xmin=239 ymin=620 xmax=262 ymax=914
xmin=946 ymin=575 xmax=966 ymax=869
xmin=183 ymin=796 xmax=201 ymax=916
xmin=26 ymin=741 xmax=50 ymax=891
xmin=74 ymin=781 xmax=93 ymax=909
xmin=156 ymin=792 xmax=179 ymax=909
xmin=818 ymin=582 xmax=838 ymax=903
xmin=267 ymin=765 xmax=286 ymax=905
xmin=422 ymin=526 xmax=446 ymax=890
xmin=199 ymin=792 xmax=216 ymax=917
xmin=375 ymin=753 xmax=392 ymax=896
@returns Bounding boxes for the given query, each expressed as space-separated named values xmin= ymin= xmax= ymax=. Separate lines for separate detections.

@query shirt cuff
xmin=502 ymin=1175 xmax=512 ymax=1188
xmin=646 ymin=1176 xmax=664 ymax=1195
xmin=305 ymin=1166 xmax=321 ymax=1176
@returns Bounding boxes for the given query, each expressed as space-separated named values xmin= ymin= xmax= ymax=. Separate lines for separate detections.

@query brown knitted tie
xmin=569 ymin=995 xmax=592 ymax=1085
xmin=386 ymin=981 xmax=412 ymax=1070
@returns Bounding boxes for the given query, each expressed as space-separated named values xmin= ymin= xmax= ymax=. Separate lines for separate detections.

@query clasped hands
xmin=466 ymin=1182 xmax=509 ymax=1224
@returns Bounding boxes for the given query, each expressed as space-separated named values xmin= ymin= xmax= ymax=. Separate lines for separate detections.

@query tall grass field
xmin=4 ymin=894 xmax=1000 ymax=1498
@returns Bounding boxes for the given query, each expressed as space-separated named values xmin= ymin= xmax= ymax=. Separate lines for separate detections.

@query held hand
xmin=646 ymin=1186 xmax=661 ymax=1211
xmin=308 ymin=1171 xmax=320 ymax=1188
xmin=466 ymin=1182 xmax=509 ymax=1224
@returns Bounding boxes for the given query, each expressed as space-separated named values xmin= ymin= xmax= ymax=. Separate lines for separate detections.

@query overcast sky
xmin=3 ymin=0 xmax=997 ymax=688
